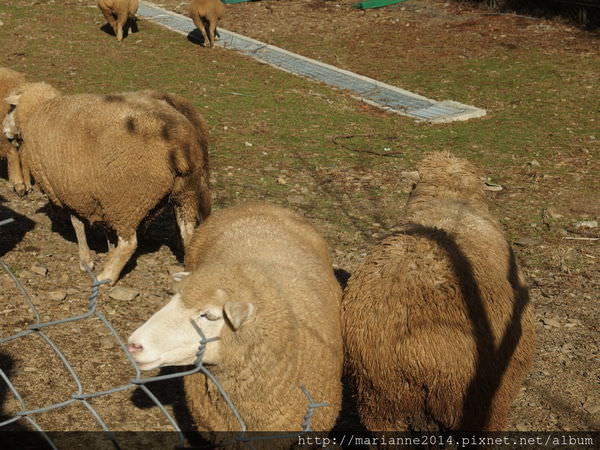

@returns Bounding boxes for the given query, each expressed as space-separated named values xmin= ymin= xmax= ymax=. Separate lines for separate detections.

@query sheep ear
xmin=4 ymin=92 xmax=21 ymax=106
xmin=223 ymin=301 xmax=254 ymax=331
xmin=172 ymin=271 xmax=191 ymax=282
xmin=171 ymin=271 xmax=191 ymax=293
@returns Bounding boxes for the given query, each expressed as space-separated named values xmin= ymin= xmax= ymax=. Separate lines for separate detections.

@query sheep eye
xmin=8 ymin=104 xmax=16 ymax=113
xmin=199 ymin=310 xmax=221 ymax=321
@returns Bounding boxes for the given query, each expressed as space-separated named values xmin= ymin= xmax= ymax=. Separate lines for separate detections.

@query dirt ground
xmin=0 ymin=0 xmax=598 ymax=443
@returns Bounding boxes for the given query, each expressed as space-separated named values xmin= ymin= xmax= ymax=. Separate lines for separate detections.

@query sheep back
xmin=342 ymin=153 xmax=535 ymax=431
xmin=189 ymin=0 xmax=225 ymax=21
xmin=19 ymin=91 xmax=208 ymax=237
xmin=182 ymin=202 xmax=343 ymax=432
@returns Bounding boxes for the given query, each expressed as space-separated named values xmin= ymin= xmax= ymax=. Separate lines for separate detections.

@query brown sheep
xmin=190 ymin=0 xmax=225 ymax=48
xmin=342 ymin=152 xmax=535 ymax=431
xmin=97 ymin=0 xmax=139 ymax=42
xmin=0 ymin=67 xmax=29 ymax=195
xmin=2 ymin=82 xmax=211 ymax=285
xmin=128 ymin=202 xmax=343 ymax=435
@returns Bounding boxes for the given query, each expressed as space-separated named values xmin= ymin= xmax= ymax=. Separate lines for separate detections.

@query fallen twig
xmin=332 ymin=134 xmax=404 ymax=157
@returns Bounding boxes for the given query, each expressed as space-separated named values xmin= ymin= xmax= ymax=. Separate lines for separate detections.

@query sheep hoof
xmin=97 ymin=271 xmax=115 ymax=286
xmin=80 ymin=261 xmax=94 ymax=272
xmin=13 ymin=183 xmax=27 ymax=197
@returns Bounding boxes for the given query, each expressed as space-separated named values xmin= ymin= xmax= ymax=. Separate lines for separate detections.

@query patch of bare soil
xmin=0 ymin=0 xmax=598 ymax=440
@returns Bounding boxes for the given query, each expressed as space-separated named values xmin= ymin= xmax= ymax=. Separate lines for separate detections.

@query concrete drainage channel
xmin=138 ymin=1 xmax=486 ymax=123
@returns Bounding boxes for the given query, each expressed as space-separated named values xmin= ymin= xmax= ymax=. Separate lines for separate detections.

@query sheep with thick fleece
xmin=97 ymin=0 xmax=139 ymax=42
xmin=342 ymin=152 xmax=535 ymax=431
xmin=128 ymin=202 xmax=343 ymax=433
xmin=190 ymin=0 xmax=225 ymax=48
xmin=2 ymin=82 xmax=211 ymax=285
xmin=0 ymin=67 xmax=28 ymax=195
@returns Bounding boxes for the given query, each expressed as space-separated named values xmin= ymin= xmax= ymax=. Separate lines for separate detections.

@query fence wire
xmin=0 ymin=218 xmax=329 ymax=449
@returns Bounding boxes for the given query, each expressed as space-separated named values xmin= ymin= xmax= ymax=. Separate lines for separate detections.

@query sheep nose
xmin=128 ymin=343 xmax=143 ymax=354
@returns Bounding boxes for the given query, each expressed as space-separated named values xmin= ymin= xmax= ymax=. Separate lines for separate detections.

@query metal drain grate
xmin=138 ymin=2 xmax=486 ymax=123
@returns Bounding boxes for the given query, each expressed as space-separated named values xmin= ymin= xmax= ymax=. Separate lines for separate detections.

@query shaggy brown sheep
xmin=3 ymin=82 xmax=211 ymax=285
xmin=190 ymin=0 xmax=225 ymax=48
xmin=342 ymin=152 xmax=535 ymax=431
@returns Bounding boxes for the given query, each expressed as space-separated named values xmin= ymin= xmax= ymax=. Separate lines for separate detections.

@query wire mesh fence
xmin=0 ymin=218 xmax=329 ymax=449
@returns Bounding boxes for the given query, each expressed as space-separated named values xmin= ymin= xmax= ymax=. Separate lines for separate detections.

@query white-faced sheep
xmin=0 ymin=67 xmax=29 ymax=195
xmin=342 ymin=152 xmax=535 ymax=431
xmin=2 ymin=82 xmax=211 ymax=285
xmin=97 ymin=0 xmax=139 ymax=42
xmin=190 ymin=0 xmax=225 ymax=48
xmin=127 ymin=202 xmax=343 ymax=434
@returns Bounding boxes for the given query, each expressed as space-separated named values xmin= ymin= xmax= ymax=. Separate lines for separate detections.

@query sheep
xmin=342 ymin=152 xmax=535 ymax=432
xmin=189 ymin=0 xmax=225 ymax=49
xmin=97 ymin=0 xmax=139 ymax=42
xmin=2 ymin=82 xmax=211 ymax=285
xmin=0 ymin=67 xmax=29 ymax=195
xmin=127 ymin=202 xmax=344 ymax=434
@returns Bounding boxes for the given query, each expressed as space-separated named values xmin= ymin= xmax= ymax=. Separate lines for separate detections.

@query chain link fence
xmin=0 ymin=218 xmax=329 ymax=449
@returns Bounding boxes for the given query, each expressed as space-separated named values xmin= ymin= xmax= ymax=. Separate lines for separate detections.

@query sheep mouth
xmin=134 ymin=358 xmax=162 ymax=371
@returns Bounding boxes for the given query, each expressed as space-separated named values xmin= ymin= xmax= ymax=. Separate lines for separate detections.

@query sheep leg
xmin=101 ymin=8 xmax=117 ymax=34
xmin=20 ymin=155 xmax=32 ymax=194
xmin=6 ymin=145 xmax=27 ymax=196
xmin=192 ymin=15 xmax=210 ymax=47
xmin=115 ymin=13 xmax=127 ymax=42
xmin=104 ymin=229 xmax=115 ymax=252
xmin=208 ymin=21 xmax=217 ymax=49
xmin=174 ymin=203 xmax=197 ymax=251
xmin=70 ymin=215 xmax=94 ymax=272
xmin=97 ymin=234 xmax=137 ymax=285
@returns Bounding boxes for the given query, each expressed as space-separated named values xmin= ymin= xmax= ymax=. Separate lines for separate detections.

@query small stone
xmin=48 ymin=290 xmax=67 ymax=301
xmin=575 ymin=220 xmax=598 ymax=229
xmin=560 ymin=343 xmax=573 ymax=354
xmin=23 ymin=367 xmax=37 ymax=373
xmin=513 ymin=237 xmax=542 ymax=247
xmin=287 ymin=195 xmax=309 ymax=206
xmin=108 ymin=286 xmax=140 ymax=302
xmin=101 ymin=337 xmax=115 ymax=349
xmin=30 ymin=265 xmax=48 ymax=276
xmin=277 ymin=176 xmax=287 ymax=185
xmin=546 ymin=208 xmax=563 ymax=219
xmin=167 ymin=265 xmax=185 ymax=279
xmin=542 ymin=317 xmax=561 ymax=328
xmin=529 ymin=160 xmax=541 ymax=167
xmin=583 ymin=397 xmax=600 ymax=415
xmin=0 ymin=20 xmax=4 ymax=26
xmin=244 ymin=141 xmax=253 ymax=147
xmin=564 ymin=318 xmax=581 ymax=328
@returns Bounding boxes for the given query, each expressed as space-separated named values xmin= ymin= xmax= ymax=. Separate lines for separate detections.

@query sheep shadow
xmin=0 ymin=195 xmax=35 ymax=257
xmin=34 ymin=200 xmax=184 ymax=278
xmin=0 ymin=352 xmax=51 ymax=448
xmin=403 ymin=224 xmax=531 ymax=430
xmin=130 ymin=367 xmax=211 ymax=447
xmin=186 ymin=28 xmax=221 ymax=47
xmin=99 ymin=19 xmax=139 ymax=40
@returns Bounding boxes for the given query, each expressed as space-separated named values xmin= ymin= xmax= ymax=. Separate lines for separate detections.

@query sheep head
xmin=2 ymin=82 xmax=61 ymax=140
xmin=407 ymin=151 xmax=489 ymax=217
xmin=127 ymin=271 xmax=255 ymax=371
